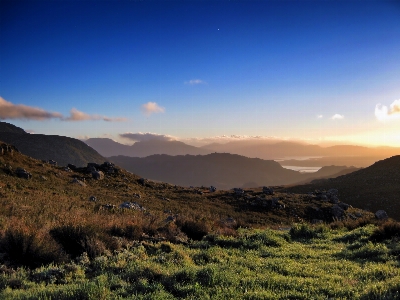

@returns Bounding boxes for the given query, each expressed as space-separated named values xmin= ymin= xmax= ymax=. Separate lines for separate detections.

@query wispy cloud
xmin=64 ymin=108 xmax=127 ymax=122
xmin=331 ymin=114 xmax=344 ymax=120
xmin=120 ymin=132 xmax=176 ymax=142
xmin=0 ymin=97 xmax=62 ymax=120
xmin=141 ymin=102 xmax=165 ymax=116
xmin=317 ymin=115 xmax=323 ymax=119
xmin=0 ymin=97 xmax=127 ymax=122
xmin=375 ymin=99 xmax=400 ymax=121
xmin=184 ymin=79 xmax=206 ymax=85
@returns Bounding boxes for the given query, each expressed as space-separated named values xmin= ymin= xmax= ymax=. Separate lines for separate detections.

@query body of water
xmin=282 ymin=165 xmax=322 ymax=173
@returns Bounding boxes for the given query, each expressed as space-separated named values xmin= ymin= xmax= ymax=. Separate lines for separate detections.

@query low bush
xmin=289 ymin=223 xmax=329 ymax=240
xmin=370 ymin=221 xmax=400 ymax=242
xmin=50 ymin=224 xmax=109 ymax=259
xmin=177 ymin=220 xmax=210 ymax=241
xmin=0 ymin=228 xmax=65 ymax=268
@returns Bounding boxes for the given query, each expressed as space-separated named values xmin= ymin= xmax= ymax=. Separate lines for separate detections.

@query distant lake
xmin=282 ymin=165 xmax=321 ymax=173
xmin=275 ymin=156 xmax=323 ymax=161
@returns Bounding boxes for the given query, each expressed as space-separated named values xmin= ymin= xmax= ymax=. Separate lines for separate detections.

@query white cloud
xmin=120 ymin=132 xmax=176 ymax=142
xmin=141 ymin=102 xmax=165 ymax=116
xmin=185 ymin=79 xmax=206 ymax=85
xmin=317 ymin=115 xmax=323 ymax=119
xmin=64 ymin=108 xmax=127 ymax=122
xmin=375 ymin=99 xmax=400 ymax=122
xmin=331 ymin=114 xmax=344 ymax=120
xmin=0 ymin=97 xmax=63 ymax=120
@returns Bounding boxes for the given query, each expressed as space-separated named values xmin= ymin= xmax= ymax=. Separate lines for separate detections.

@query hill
xmin=1 ymin=141 xmax=398 ymax=299
xmin=108 ymin=153 xmax=357 ymax=189
xmin=86 ymin=138 xmax=212 ymax=157
xmin=283 ymin=155 xmax=400 ymax=221
xmin=0 ymin=122 xmax=105 ymax=166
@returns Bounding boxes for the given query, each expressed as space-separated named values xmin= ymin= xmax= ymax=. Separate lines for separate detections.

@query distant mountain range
xmin=202 ymin=141 xmax=400 ymax=166
xmin=283 ymin=155 xmax=400 ymax=221
xmin=0 ymin=122 xmax=105 ymax=167
xmin=85 ymin=138 xmax=212 ymax=157
xmin=108 ymin=153 xmax=358 ymax=190
xmin=85 ymin=137 xmax=399 ymax=168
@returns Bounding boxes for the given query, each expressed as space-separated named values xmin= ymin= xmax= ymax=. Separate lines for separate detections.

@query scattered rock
xmin=48 ymin=160 xmax=57 ymax=166
xmin=119 ymin=201 xmax=146 ymax=211
xmin=375 ymin=210 xmax=388 ymax=220
xmin=331 ymin=204 xmax=344 ymax=219
xmin=338 ymin=202 xmax=350 ymax=210
xmin=92 ymin=170 xmax=104 ymax=180
xmin=71 ymin=178 xmax=86 ymax=187
xmin=262 ymin=186 xmax=274 ymax=195
xmin=16 ymin=168 xmax=32 ymax=179
xmin=233 ymin=188 xmax=244 ymax=195
xmin=89 ymin=196 xmax=97 ymax=202
xmin=209 ymin=186 xmax=217 ymax=193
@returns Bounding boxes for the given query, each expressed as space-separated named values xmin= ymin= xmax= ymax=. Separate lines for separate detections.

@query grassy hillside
xmin=283 ymin=155 xmax=400 ymax=221
xmin=0 ymin=142 xmax=399 ymax=299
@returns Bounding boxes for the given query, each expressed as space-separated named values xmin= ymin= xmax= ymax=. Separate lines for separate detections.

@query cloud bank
xmin=0 ymin=97 xmax=126 ymax=122
xmin=0 ymin=97 xmax=62 ymax=120
xmin=120 ymin=132 xmax=176 ymax=142
xmin=375 ymin=100 xmax=400 ymax=121
xmin=185 ymin=79 xmax=206 ymax=85
xmin=141 ymin=102 xmax=165 ymax=116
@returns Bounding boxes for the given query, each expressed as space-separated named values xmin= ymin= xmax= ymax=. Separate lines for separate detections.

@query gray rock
xmin=329 ymin=196 xmax=339 ymax=204
xmin=262 ymin=186 xmax=274 ymax=195
xmin=92 ymin=170 xmax=104 ymax=180
xmin=209 ymin=186 xmax=217 ymax=193
xmin=89 ymin=196 xmax=97 ymax=202
xmin=331 ymin=204 xmax=344 ymax=219
xmin=16 ymin=168 xmax=32 ymax=179
xmin=119 ymin=201 xmax=146 ymax=211
xmin=338 ymin=202 xmax=350 ymax=210
xmin=71 ymin=178 xmax=86 ymax=187
xmin=375 ymin=210 xmax=388 ymax=220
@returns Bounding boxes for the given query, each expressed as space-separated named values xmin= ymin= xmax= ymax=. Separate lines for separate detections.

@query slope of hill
xmin=0 ymin=141 xmax=397 ymax=300
xmin=86 ymin=138 xmax=212 ymax=157
xmin=291 ymin=166 xmax=361 ymax=185
xmin=284 ymin=155 xmax=400 ymax=221
xmin=108 ymin=153 xmax=357 ymax=190
xmin=0 ymin=122 xmax=105 ymax=167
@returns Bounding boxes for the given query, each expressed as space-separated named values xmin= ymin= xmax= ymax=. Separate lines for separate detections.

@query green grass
xmin=0 ymin=224 xmax=399 ymax=299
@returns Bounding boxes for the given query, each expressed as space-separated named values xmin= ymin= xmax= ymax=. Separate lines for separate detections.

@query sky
xmin=1 ymin=0 xmax=400 ymax=147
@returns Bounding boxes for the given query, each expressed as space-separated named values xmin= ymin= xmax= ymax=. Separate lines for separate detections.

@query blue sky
xmin=1 ymin=0 xmax=400 ymax=146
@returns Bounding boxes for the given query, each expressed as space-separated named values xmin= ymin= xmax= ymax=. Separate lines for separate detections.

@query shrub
xmin=289 ymin=223 xmax=329 ymax=240
xmin=0 ymin=228 xmax=64 ymax=268
xmin=370 ymin=221 xmax=400 ymax=242
xmin=50 ymin=224 xmax=107 ymax=259
xmin=178 ymin=220 xmax=210 ymax=241
xmin=109 ymin=224 xmax=143 ymax=240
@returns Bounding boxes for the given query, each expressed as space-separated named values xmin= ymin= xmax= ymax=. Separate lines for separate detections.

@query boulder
xmin=209 ymin=186 xmax=217 ymax=193
xmin=375 ymin=210 xmax=388 ymax=220
xmin=92 ymin=170 xmax=104 ymax=180
xmin=16 ymin=168 xmax=32 ymax=179
xmin=262 ymin=186 xmax=274 ymax=195
xmin=331 ymin=204 xmax=344 ymax=219
xmin=338 ymin=202 xmax=350 ymax=210
xmin=119 ymin=201 xmax=146 ymax=211
xmin=89 ymin=196 xmax=97 ymax=202
xmin=71 ymin=178 xmax=86 ymax=187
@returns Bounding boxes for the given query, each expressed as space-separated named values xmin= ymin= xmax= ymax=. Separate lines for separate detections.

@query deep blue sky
xmin=1 ymin=1 xmax=400 ymax=146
